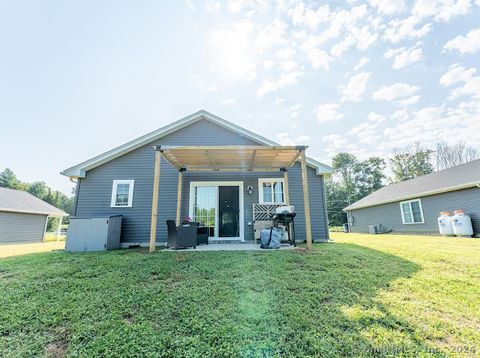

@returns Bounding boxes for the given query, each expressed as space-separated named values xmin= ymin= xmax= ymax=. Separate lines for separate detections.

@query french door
xmin=189 ymin=182 xmax=244 ymax=241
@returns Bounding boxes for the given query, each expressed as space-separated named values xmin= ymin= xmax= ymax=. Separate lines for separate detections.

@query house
xmin=344 ymin=159 xmax=480 ymax=235
xmin=61 ymin=110 xmax=333 ymax=247
xmin=0 ymin=187 xmax=68 ymax=244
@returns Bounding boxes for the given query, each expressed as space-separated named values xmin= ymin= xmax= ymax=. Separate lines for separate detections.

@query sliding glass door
xmin=190 ymin=182 xmax=244 ymax=240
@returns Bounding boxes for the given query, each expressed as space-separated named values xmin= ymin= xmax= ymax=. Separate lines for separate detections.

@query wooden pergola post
xmin=176 ymin=169 xmax=183 ymax=225
xmin=300 ymin=149 xmax=313 ymax=250
xmin=149 ymin=150 xmax=162 ymax=253
xmin=283 ymin=168 xmax=289 ymax=205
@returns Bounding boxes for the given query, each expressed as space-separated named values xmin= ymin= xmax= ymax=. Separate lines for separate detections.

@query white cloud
xmin=322 ymin=134 xmax=348 ymax=149
xmin=273 ymin=96 xmax=285 ymax=105
xmin=450 ymin=76 xmax=480 ymax=99
xmin=383 ymin=16 xmax=432 ymax=43
xmin=277 ymin=133 xmax=311 ymax=145
xmin=353 ymin=57 xmax=370 ymax=71
xmin=300 ymin=39 xmax=332 ymax=70
xmin=368 ymin=0 xmax=405 ymax=15
xmin=221 ymin=98 xmax=236 ymax=105
xmin=257 ymin=71 xmax=304 ymax=97
xmin=316 ymin=103 xmax=344 ymax=123
xmin=204 ymin=0 xmax=221 ymax=12
xmin=368 ymin=112 xmax=386 ymax=122
xmin=288 ymin=3 xmax=330 ymax=29
xmin=349 ymin=122 xmax=378 ymax=143
xmin=185 ymin=0 xmax=195 ymax=11
xmin=399 ymin=95 xmax=420 ymax=106
xmin=439 ymin=64 xmax=480 ymax=100
xmin=381 ymin=101 xmax=480 ymax=150
xmin=439 ymin=64 xmax=477 ymax=86
xmin=189 ymin=75 xmax=218 ymax=91
xmin=340 ymin=71 xmax=371 ymax=102
xmin=444 ymin=28 xmax=480 ymax=54
xmin=384 ymin=45 xmax=423 ymax=69
xmin=413 ymin=0 xmax=471 ymax=22
xmin=263 ymin=60 xmax=275 ymax=70
xmin=372 ymin=82 xmax=421 ymax=101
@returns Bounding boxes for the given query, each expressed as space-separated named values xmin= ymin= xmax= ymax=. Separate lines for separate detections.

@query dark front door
xmin=218 ymin=186 xmax=240 ymax=237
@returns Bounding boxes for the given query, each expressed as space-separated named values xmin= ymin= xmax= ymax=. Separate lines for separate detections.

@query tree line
xmin=0 ymin=168 xmax=74 ymax=231
xmin=327 ymin=141 xmax=479 ymax=226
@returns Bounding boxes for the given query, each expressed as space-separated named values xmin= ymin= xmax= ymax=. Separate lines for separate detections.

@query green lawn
xmin=1 ymin=234 xmax=479 ymax=357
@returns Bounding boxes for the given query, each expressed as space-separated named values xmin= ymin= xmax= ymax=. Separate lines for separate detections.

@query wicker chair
xmin=166 ymin=220 xmax=198 ymax=249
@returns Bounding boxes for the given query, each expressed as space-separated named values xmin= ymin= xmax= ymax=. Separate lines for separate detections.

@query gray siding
xmin=348 ymin=187 xmax=480 ymax=234
xmin=0 ymin=211 xmax=47 ymax=243
xmin=75 ymin=119 xmax=329 ymax=243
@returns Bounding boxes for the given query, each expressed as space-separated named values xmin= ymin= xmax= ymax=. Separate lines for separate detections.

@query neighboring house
xmin=61 ymin=110 xmax=333 ymax=246
xmin=0 ymin=188 xmax=68 ymax=244
xmin=344 ymin=159 xmax=480 ymax=235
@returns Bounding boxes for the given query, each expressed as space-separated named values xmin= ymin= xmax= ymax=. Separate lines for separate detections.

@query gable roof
xmin=345 ymin=159 xmax=480 ymax=211
xmin=0 ymin=187 xmax=68 ymax=216
xmin=61 ymin=110 xmax=332 ymax=178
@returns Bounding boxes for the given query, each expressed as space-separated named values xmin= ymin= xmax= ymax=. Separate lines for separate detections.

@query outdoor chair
xmin=166 ymin=220 xmax=198 ymax=249
xmin=195 ymin=224 xmax=209 ymax=245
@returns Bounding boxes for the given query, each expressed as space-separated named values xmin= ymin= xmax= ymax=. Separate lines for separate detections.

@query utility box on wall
xmin=66 ymin=216 xmax=122 ymax=252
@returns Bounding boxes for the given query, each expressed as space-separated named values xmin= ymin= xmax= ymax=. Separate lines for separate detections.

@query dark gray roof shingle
xmin=0 ymin=187 xmax=68 ymax=216
xmin=345 ymin=159 xmax=480 ymax=210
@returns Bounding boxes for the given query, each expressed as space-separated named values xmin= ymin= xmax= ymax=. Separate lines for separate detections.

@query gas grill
xmin=272 ymin=208 xmax=296 ymax=246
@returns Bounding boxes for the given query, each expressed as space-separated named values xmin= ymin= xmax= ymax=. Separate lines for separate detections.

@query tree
xmin=390 ymin=142 xmax=433 ymax=182
xmin=0 ymin=168 xmax=21 ymax=189
xmin=435 ymin=141 xmax=479 ymax=170
xmin=327 ymin=153 xmax=386 ymax=226
xmin=27 ymin=181 xmax=49 ymax=200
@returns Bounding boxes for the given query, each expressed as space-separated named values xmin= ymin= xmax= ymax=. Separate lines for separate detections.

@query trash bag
xmin=260 ymin=227 xmax=283 ymax=249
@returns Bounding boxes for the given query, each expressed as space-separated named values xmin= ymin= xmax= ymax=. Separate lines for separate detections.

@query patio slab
xmin=165 ymin=243 xmax=296 ymax=251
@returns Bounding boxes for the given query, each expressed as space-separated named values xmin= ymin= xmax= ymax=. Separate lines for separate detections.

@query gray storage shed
xmin=66 ymin=215 xmax=122 ymax=252
xmin=0 ymin=187 xmax=68 ymax=244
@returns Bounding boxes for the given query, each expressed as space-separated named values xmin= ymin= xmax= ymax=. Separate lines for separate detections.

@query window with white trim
xmin=258 ymin=178 xmax=285 ymax=204
xmin=400 ymin=199 xmax=424 ymax=224
xmin=111 ymin=180 xmax=135 ymax=207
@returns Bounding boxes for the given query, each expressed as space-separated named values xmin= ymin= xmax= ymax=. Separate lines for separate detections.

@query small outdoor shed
xmin=0 ymin=187 xmax=68 ymax=244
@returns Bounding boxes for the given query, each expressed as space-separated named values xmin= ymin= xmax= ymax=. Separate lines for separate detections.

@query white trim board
xmin=188 ymin=181 xmax=245 ymax=241
xmin=61 ymin=110 xmax=332 ymax=178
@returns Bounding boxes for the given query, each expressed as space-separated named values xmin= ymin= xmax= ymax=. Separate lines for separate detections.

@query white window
xmin=400 ymin=199 xmax=424 ymax=224
xmin=111 ymin=180 xmax=135 ymax=207
xmin=258 ymin=178 xmax=285 ymax=204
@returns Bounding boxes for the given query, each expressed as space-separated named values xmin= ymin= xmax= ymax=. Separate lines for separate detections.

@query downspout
xmin=70 ymin=177 xmax=80 ymax=216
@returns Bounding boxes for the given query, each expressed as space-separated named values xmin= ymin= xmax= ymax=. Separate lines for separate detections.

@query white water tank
xmin=438 ymin=212 xmax=454 ymax=236
xmin=452 ymin=210 xmax=473 ymax=237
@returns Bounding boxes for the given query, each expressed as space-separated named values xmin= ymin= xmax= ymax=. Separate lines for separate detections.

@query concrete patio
xmin=165 ymin=243 xmax=296 ymax=251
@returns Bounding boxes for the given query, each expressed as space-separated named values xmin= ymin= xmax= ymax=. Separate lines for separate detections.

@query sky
xmin=1 ymin=0 xmax=480 ymax=195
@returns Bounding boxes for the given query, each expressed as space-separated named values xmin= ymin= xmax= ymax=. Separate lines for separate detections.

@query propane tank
xmin=452 ymin=210 xmax=473 ymax=237
xmin=437 ymin=212 xmax=454 ymax=236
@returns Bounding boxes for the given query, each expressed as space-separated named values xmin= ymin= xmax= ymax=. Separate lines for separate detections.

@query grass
xmin=0 ymin=242 xmax=65 ymax=259
xmin=44 ymin=234 xmax=66 ymax=243
xmin=0 ymin=234 xmax=479 ymax=357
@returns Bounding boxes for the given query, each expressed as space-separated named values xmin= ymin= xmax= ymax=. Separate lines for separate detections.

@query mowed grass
xmin=0 ymin=234 xmax=479 ymax=357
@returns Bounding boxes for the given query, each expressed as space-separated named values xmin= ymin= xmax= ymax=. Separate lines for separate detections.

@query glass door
xmin=193 ymin=186 xmax=216 ymax=237
xmin=190 ymin=182 xmax=243 ymax=240
xmin=218 ymin=186 xmax=240 ymax=237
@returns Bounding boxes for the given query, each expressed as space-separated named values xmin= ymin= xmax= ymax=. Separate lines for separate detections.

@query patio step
xmin=207 ymin=239 xmax=251 ymax=244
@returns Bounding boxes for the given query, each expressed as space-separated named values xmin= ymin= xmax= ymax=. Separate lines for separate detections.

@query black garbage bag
xmin=260 ymin=227 xmax=283 ymax=249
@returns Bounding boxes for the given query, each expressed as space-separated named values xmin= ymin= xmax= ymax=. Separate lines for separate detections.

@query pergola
xmin=149 ymin=145 xmax=313 ymax=252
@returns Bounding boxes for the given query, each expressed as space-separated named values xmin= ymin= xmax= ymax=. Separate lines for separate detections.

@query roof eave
xmin=61 ymin=110 xmax=332 ymax=178
xmin=344 ymin=181 xmax=480 ymax=211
